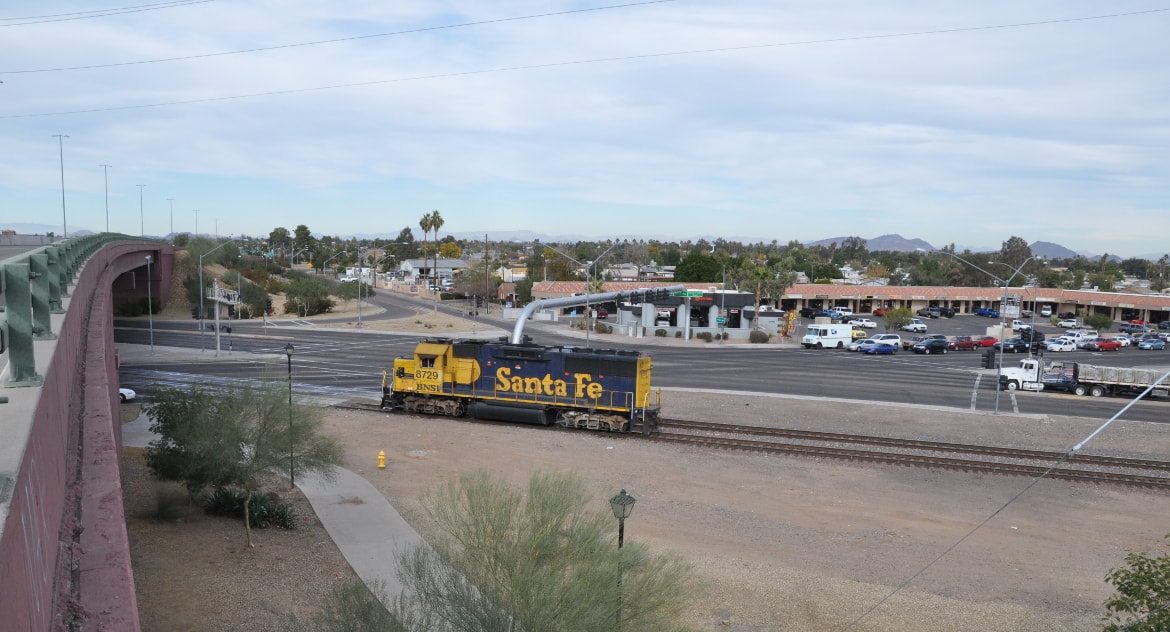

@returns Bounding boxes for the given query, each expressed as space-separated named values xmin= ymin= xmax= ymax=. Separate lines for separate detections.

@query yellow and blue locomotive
xmin=381 ymin=337 xmax=660 ymax=434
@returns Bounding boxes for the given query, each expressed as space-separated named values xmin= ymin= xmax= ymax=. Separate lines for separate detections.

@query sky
xmin=1 ymin=1 xmax=1167 ymax=258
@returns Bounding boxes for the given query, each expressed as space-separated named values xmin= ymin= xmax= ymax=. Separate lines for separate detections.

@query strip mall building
xmin=531 ymin=281 xmax=1170 ymax=326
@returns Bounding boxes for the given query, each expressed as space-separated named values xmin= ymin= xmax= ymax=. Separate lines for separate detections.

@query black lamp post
xmin=609 ymin=489 xmax=636 ymax=631
xmin=285 ymin=343 xmax=294 ymax=488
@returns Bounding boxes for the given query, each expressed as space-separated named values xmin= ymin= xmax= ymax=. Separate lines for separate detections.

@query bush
xmin=749 ymin=330 xmax=770 ymax=343
xmin=674 ymin=331 xmax=683 ymax=338
xmin=697 ymin=331 xmax=714 ymax=342
xmin=593 ymin=322 xmax=612 ymax=334
xmin=720 ymin=332 xmax=729 ymax=340
xmin=655 ymin=329 xmax=668 ymax=337
xmin=202 ymin=487 xmax=292 ymax=529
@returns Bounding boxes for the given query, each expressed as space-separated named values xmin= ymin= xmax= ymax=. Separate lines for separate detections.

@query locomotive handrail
xmin=509 ymin=285 xmax=686 ymax=344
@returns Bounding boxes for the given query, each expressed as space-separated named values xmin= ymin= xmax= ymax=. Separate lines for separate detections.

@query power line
xmin=3 ymin=7 xmax=1165 ymax=120
xmin=0 ymin=0 xmax=214 ymax=27
xmin=0 ymin=0 xmax=679 ymax=73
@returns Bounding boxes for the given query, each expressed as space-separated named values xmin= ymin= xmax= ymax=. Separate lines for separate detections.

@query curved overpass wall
xmin=0 ymin=238 xmax=174 ymax=632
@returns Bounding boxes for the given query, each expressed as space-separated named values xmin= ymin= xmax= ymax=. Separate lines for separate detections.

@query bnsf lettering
xmin=414 ymin=369 xmax=441 ymax=381
xmin=495 ymin=367 xmax=604 ymax=399
xmin=416 ymin=383 xmax=442 ymax=393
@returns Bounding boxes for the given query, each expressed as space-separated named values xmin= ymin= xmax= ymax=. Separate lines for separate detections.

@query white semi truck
xmin=998 ymin=358 xmax=1170 ymax=398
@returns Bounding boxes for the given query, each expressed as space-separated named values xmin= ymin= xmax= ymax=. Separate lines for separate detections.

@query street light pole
xmin=547 ymin=242 xmax=619 ymax=347
xmin=167 ymin=198 xmax=175 ymax=235
xmin=609 ymin=489 xmax=636 ymax=632
xmin=137 ymin=184 xmax=146 ymax=236
xmin=285 ymin=343 xmax=295 ymax=488
xmin=53 ymin=134 xmax=69 ymax=238
xmin=100 ymin=164 xmax=112 ymax=233
xmin=145 ymin=255 xmax=155 ymax=354
xmin=985 ymin=257 xmax=1037 ymax=414
xmin=921 ymin=249 xmax=1037 ymax=414
xmin=193 ymin=209 xmax=200 ymax=238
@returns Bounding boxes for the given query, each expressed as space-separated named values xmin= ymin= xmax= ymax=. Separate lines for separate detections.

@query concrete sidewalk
xmin=121 ymin=412 xmax=421 ymax=603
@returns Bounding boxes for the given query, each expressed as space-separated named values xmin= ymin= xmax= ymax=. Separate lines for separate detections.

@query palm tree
xmin=429 ymin=209 xmax=444 ymax=288
xmin=418 ymin=213 xmax=434 ymax=286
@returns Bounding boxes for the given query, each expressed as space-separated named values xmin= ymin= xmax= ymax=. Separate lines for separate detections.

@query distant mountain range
xmin=3 ymin=222 xmax=1156 ymax=261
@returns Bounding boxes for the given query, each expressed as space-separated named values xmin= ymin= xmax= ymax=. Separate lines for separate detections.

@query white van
xmin=801 ymin=324 xmax=853 ymax=349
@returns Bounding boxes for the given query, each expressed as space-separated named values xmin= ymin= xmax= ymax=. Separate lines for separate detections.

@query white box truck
xmin=801 ymin=323 xmax=853 ymax=349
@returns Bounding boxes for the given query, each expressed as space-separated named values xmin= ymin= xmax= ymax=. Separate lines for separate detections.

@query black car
xmin=993 ymin=338 xmax=1030 ymax=353
xmin=1158 ymin=321 xmax=1170 ymax=330
xmin=912 ymin=338 xmax=950 ymax=354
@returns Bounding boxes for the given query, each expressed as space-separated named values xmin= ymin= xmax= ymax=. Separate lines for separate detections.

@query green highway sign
xmin=716 ymin=317 xmax=727 ymax=325
xmin=673 ymin=290 xmax=705 ymax=297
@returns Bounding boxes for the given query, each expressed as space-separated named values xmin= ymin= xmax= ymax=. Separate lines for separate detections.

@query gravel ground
xmin=125 ymin=392 xmax=1169 ymax=632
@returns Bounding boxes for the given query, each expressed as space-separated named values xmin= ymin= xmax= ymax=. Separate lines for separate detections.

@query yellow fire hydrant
xmin=377 ymin=450 xmax=386 ymax=469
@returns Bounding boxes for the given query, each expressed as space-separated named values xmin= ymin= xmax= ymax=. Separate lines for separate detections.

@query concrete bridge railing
xmin=0 ymin=236 xmax=174 ymax=632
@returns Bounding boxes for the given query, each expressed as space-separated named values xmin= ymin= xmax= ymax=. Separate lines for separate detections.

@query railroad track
xmin=333 ymin=403 xmax=1170 ymax=488
xmin=656 ymin=419 xmax=1170 ymax=489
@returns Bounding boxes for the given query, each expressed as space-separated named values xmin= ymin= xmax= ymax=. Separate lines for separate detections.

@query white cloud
xmin=0 ymin=0 xmax=1166 ymax=256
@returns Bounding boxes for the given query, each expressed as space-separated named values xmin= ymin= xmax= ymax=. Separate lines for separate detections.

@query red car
xmin=976 ymin=336 xmax=999 ymax=347
xmin=948 ymin=336 xmax=979 ymax=350
xmin=1085 ymin=338 xmax=1123 ymax=351
xmin=873 ymin=308 xmax=887 ymax=317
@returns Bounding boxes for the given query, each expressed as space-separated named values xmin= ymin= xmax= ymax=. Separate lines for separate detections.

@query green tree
xmin=1101 ymin=534 xmax=1170 ymax=632
xmin=883 ymin=307 xmax=915 ymax=333
xmin=384 ymin=470 xmax=697 ymax=632
xmin=1085 ymin=313 xmax=1114 ymax=332
xmin=998 ymin=236 xmax=1033 ymax=270
xmin=145 ymin=381 xmax=343 ymax=547
xmin=284 ymin=276 xmax=335 ymax=316
xmin=144 ymin=386 xmax=246 ymax=499
xmin=334 ymin=280 xmax=375 ymax=304
xmin=419 ymin=213 xmax=434 ymax=284
xmin=270 ymin=227 xmax=291 ymax=257
xmin=673 ymin=251 xmax=720 ymax=282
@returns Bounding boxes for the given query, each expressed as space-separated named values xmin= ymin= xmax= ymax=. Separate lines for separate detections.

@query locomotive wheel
xmin=452 ymin=403 xmax=465 ymax=417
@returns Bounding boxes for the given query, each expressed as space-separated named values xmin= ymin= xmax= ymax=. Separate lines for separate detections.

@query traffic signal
xmin=981 ymin=349 xmax=996 ymax=369
xmin=191 ymin=307 xmax=199 ymax=319
xmin=227 ymin=305 xmax=236 ymax=318
xmin=628 ymin=290 xmax=643 ymax=304
xmin=265 ymin=298 xmax=273 ymax=313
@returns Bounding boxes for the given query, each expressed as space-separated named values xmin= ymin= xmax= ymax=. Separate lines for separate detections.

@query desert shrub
xmin=674 ymin=331 xmax=683 ymax=338
xmin=720 ymin=332 xmax=729 ymax=340
xmin=655 ymin=329 xmax=668 ymax=337
xmin=749 ymin=330 xmax=770 ymax=343
xmin=593 ymin=322 xmax=612 ymax=334
xmin=697 ymin=331 xmax=714 ymax=342
xmin=270 ymin=503 xmax=299 ymax=530
xmin=202 ymin=487 xmax=289 ymax=529
xmin=204 ymin=486 xmax=248 ymax=517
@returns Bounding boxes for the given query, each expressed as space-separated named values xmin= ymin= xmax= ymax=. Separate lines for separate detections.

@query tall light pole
xmin=53 ymin=134 xmax=69 ymax=238
xmin=547 ymin=242 xmax=619 ymax=347
xmin=145 ymin=255 xmax=154 ymax=354
xmin=100 ymin=164 xmax=112 ymax=233
xmin=136 ymin=184 xmax=146 ymax=236
xmin=285 ymin=343 xmax=295 ymax=488
xmin=920 ymin=250 xmax=1037 ymax=414
xmin=609 ymin=489 xmax=636 ymax=631
xmin=167 ymin=198 xmax=175 ymax=235
xmin=193 ymin=209 xmax=200 ymax=237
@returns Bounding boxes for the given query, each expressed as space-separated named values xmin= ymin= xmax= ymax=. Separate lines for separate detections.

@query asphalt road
xmin=114 ymin=301 xmax=1170 ymax=424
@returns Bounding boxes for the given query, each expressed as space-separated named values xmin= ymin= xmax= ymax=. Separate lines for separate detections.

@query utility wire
xmin=0 ymin=0 xmax=680 ymax=73
xmin=840 ymin=368 xmax=1170 ymax=631
xmin=3 ymin=7 xmax=1166 ymax=119
xmin=0 ymin=0 xmax=214 ymax=27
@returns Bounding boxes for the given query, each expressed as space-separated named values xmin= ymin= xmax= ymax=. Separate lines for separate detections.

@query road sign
xmin=673 ymin=290 xmax=705 ymax=297
xmin=716 ymin=317 xmax=727 ymax=325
